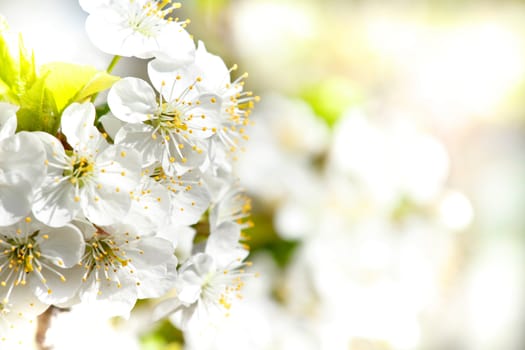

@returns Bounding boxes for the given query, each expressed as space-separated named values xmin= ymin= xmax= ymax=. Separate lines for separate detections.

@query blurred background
xmin=2 ymin=0 xmax=525 ymax=349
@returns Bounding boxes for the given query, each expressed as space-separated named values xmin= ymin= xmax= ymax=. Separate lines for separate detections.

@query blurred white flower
xmin=235 ymin=94 xmax=327 ymax=204
xmin=79 ymin=0 xmax=195 ymax=61
xmin=46 ymin=304 xmax=141 ymax=350
xmin=329 ymin=109 xmax=450 ymax=207
xmin=156 ymin=222 xmax=250 ymax=330
xmin=0 ymin=285 xmax=47 ymax=347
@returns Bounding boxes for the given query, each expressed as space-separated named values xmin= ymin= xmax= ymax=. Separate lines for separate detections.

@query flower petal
xmin=114 ymin=123 xmax=161 ymax=167
xmin=108 ymin=77 xmax=157 ymax=123
xmin=61 ymin=102 xmax=97 ymax=148
xmin=39 ymin=224 xmax=85 ymax=267
xmin=0 ymin=102 xmax=18 ymax=141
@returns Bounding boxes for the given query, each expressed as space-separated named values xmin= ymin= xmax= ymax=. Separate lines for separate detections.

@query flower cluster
xmin=0 ymin=0 xmax=256 ymax=346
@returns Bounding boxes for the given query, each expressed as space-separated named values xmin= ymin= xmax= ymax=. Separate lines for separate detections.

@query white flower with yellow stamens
xmin=108 ymin=76 xmax=221 ymax=175
xmin=155 ymin=221 xmax=250 ymax=330
xmin=124 ymin=174 xmax=171 ymax=235
xmin=208 ymin=179 xmax=252 ymax=232
xmin=79 ymin=0 xmax=195 ymax=61
xmin=0 ymin=102 xmax=46 ymax=226
xmin=32 ymin=102 xmax=141 ymax=227
xmin=0 ymin=216 xmax=85 ymax=306
xmin=144 ymin=165 xmax=210 ymax=227
xmin=74 ymin=222 xmax=178 ymax=318
xmin=149 ymin=41 xmax=258 ymax=155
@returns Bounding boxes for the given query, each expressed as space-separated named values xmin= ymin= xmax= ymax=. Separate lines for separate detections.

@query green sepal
xmin=16 ymin=76 xmax=60 ymax=133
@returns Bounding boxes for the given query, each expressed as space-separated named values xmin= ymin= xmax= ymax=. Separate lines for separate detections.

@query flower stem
xmin=106 ymin=55 xmax=121 ymax=74
xmin=91 ymin=55 xmax=121 ymax=103
xmin=35 ymin=306 xmax=70 ymax=350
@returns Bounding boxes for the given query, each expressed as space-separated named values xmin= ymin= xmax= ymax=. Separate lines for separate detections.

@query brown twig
xmin=35 ymin=306 xmax=54 ymax=350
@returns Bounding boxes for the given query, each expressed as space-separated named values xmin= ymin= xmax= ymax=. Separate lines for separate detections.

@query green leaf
xmin=16 ymin=76 xmax=60 ymax=134
xmin=40 ymin=62 xmax=119 ymax=113
xmin=17 ymin=34 xmax=37 ymax=92
xmin=0 ymin=31 xmax=38 ymax=103
xmin=300 ymin=78 xmax=364 ymax=127
xmin=0 ymin=32 xmax=19 ymax=101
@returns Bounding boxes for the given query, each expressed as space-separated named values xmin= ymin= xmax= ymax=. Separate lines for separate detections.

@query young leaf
xmin=0 ymin=31 xmax=38 ymax=103
xmin=17 ymin=34 xmax=37 ymax=93
xmin=40 ymin=62 xmax=119 ymax=113
xmin=0 ymin=31 xmax=18 ymax=100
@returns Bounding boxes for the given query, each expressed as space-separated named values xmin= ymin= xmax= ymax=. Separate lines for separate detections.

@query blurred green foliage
xmin=140 ymin=319 xmax=184 ymax=350
xmin=300 ymin=78 xmax=364 ymax=127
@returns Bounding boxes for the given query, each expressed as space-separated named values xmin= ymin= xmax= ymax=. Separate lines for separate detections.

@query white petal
xmin=150 ymin=22 xmax=195 ymax=63
xmin=205 ymin=222 xmax=248 ymax=268
xmin=126 ymin=179 xmax=170 ymax=234
xmin=39 ymin=224 xmax=85 ymax=267
xmin=161 ymin=136 xmax=207 ymax=175
xmin=85 ymin=12 xmax=135 ymax=57
xmin=79 ymin=274 xmax=138 ymax=318
xmin=81 ymin=145 xmax=140 ymax=225
xmin=153 ymin=297 xmax=182 ymax=321
xmin=148 ymin=60 xmax=200 ymax=101
xmin=61 ymin=102 xmax=97 ymax=148
xmin=114 ymin=123 xmax=161 ymax=167
xmin=183 ymin=93 xmax=222 ymax=138
xmin=177 ymin=271 xmax=202 ymax=305
xmin=32 ymin=177 xmax=79 ymax=227
xmin=30 ymin=266 xmax=83 ymax=305
xmin=0 ymin=132 xmax=46 ymax=185
xmin=79 ymin=0 xmax=112 ymax=13
xmin=127 ymin=237 xmax=175 ymax=268
xmin=108 ymin=77 xmax=157 ymax=123
xmin=157 ymin=225 xmax=196 ymax=263
xmin=135 ymin=260 xmax=177 ymax=299
xmin=194 ymin=41 xmax=230 ymax=91
xmin=0 ymin=102 xmax=18 ymax=141
xmin=169 ymin=180 xmax=210 ymax=227
xmin=0 ymin=178 xmax=33 ymax=226
xmin=96 ymin=144 xmax=142 ymax=190
xmin=5 ymin=284 xmax=48 ymax=316
xmin=99 ymin=112 xmax=124 ymax=140
xmin=81 ymin=182 xmax=131 ymax=226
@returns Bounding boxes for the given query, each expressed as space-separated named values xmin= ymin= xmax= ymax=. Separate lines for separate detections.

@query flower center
xmin=0 ymin=229 xmax=67 ymax=301
xmin=128 ymin=0 xmax=182 ymax=37
xmin=81 ymin=229 xmax=140 ymax=289
xmin=158 ymin=104 xmax=187 ymax=131
xmin=1 ymin=236 xmax=39 ymax=278
xmin=64 ymin=155 xmax=95 ymax=187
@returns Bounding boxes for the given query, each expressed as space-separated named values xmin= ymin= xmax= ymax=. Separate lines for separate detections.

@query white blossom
xmin=32 ymin=102 xmax=141 ymax=227
xmin=155 ymin=219 xmax=250 ymax=330
xmin=144 ymin=166 xmax=210 ymax=227
xmin=74 ymin=221 xmax=178 ymax=318
xmin=80 ymin=0 xmax=195 ymax=61
xmin=149 ymin=41 xmax=258 ymax=155
xmin=108 ymin=76 xmax=220 ymax=174
xmin=0 ymin=216 xmax=85 ymax=306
